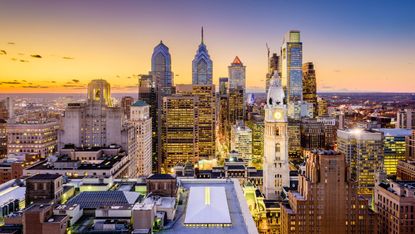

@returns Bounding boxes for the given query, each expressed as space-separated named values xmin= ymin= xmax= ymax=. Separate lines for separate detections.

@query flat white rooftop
xmin=184 ymin=186 xmax=231 ymax=225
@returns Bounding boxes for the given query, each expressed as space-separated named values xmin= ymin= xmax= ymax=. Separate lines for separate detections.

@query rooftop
xmin=66 ymin=191 xmax=141 ymax=209
xmin=131 ymin=100 xmax=148 ymax=107
xmin=184 ymin=187 xmax=231 ymax=225
xmin=27 ymin=174 xmax=62 ymax=180
xmin=147 ymin=174 xmax=176 ymax=180
xmin=373 ymin=128 xmax=413 ymax=137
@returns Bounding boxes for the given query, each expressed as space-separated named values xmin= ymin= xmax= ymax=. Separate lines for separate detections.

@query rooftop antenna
xmin=201 ymin=26 xmax=204 ymax=44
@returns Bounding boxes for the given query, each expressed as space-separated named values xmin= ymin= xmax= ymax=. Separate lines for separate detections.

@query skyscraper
xmin=138 ymin=74 xmax=158 ymax=172
xmin=263 ymin=72 xmax=290 ymax=199
xmin=151 ymin=41 xmax=173 ymax=90
xmin=302 ymin=62 xmax=317 ymax=117
xmin=265 ymin=53 xmax=279 ymax=91
xmin=176 ymin=84 xmax=216 ymax=160
xmin=337 ymin=129 xmax=384 ymax=196
xmin=281 ymin=30 xmax=303 ymax=104
xmin=130 ymin=100 xmax=152 ymax=176
xmin=192 ymin=27 xmax=213 ymax=85
xmin=218 ymin=77 xmax=230 ymax=148
xmin=150 ymin=41 xmax=174 ymax=173
xmin=281 ymin=150 xmax=376 ymax=234
xmin=228 ymin=56 xmax=246 ymax=125
xmin=161 ymin=95 xmax=199 ymax=173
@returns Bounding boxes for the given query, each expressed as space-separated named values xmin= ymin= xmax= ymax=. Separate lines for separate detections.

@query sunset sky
xmin=0 ymin=0 xmax=414 ymax=93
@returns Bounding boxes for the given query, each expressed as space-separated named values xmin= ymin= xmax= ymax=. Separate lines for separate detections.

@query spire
xmin=201 ymin=26 xmax=204 ymax=44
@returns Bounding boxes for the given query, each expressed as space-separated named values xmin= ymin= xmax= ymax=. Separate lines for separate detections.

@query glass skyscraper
xmin=281 ymin=30 xmax=303 ymax=104
xmin=228 ymin=56 xmax=246 ymax=125
xmin=192 ymin=27 xmax=213 ymax=85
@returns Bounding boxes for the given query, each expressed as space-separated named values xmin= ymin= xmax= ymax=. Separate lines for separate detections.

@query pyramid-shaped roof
xmin=232 ymin=56 xmax=242 ymax=65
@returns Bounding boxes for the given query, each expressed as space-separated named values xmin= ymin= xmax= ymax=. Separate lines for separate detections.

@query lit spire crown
xmin=267 ymin=72 xmax=285 ymax=108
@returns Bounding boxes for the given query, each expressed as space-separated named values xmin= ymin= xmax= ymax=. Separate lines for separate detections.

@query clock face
xmin=273 ymin=110 xmax=282 ymax=120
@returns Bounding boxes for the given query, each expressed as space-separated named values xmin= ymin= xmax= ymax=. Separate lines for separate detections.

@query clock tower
xmin=263 ymin=72 xmax=290 ymax=199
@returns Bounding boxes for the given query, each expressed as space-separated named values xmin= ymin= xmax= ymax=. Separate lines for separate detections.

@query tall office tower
xmin=7 ymin=120 xmax=59 ymax=157
xmin=406 ymin=130 xmax=415 ymax=161
xmin=317 ymin=96 xmax=328 ymax=116
xmin=138 ymin=74 xmax=158 ymax=172
xmin=130 ymin=100 xmax=152 ymax=176
xmin=192 ymin=27 xmax=213 ymax=85
xmin=246 ymin=114 xmax=264 ymax=167
xmin=374 ymin=180 xmax=415 ymax=233
xmin=176 ymin=84 xmax=215 ymax=160
xmin=121 ymin=96 xmax=134 ymax=119
xmin=265 ymin=53 xmax=280 ymax=91
xmin=302 ymin=62 xmax=317 ymax=117
xmin=231 ymin=122 xmax=252 ymax=161
xmin=218 ymin=78 xmax=230 ymax=149
xmin=0 ymin=120 xmax=7 ymax=159
xmin=337 ymin=129 xmax=384 ymax=196
xmin=373 ymin=128 xmax=412 ymax=176
xmin=281 ymin=150 xmax=376 ymax=234
xmin=263 ymin=72 xmax=290 ymax=200
xmin=228 ymin=56 xmax=246 ymax=125
xmin=161 ymin=95 xmax=199 ymax=173
xmin=396 ymin=109 xmax=415 ymax=129
xmin=280 ymin=30 xmax=303 ymax=118
xmin=151 ymin=41 xmax=174 ymax=172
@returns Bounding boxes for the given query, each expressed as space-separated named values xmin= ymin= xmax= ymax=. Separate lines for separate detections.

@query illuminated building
xmin=281 ymin=150 xmax=376 ymax=234
xmin=161 ymin=95 xmax=199 ymax=173
xmin=337 ymin=129 xmax=384 ymax=195
xmin=302 ymin=62 xmax=317 ymax=117
xmin=396 ymin=109 xmax=415 ymax=129
xmin=25 ymin=174 xmax=64 ymax=206
xmin=406 ymin=130 xmax=415 ymax=161
xmin=280 ymin=30 xmax=304 ymax=119
xmin=7 ymin=120 xmax=58 ymax=158
xmin=192 ymin=27 xmax=213 ymax=85
xmin=0 ymin=119 xmax=6 ymax=159
xmin=246 ymin=114 xmax=264 ymax=167
xmin=150 ymin=41 xmax=174 ymax=173
xmin=138 ymin=74 xmax=158 ymax=172
xmin=231 ymin=122 xmax=252 ymax=161
xmin=317 ymin=96 xmax=328 ymax=116
xmin=263 ymin=72 xmax=290 ymax=200
xmin=373 ymin=128 xmax=411 ymax=176
xmin=87 ymin=79 xmax=112 ymax=107
xmin=374 ymin=180 xmax=415 ymax=233
xmin=151 ymin=41 xmax=173 ymax=91
xmin=130 ymin=100 xmax=152 ymax=176
xmin=176 ymin=84 xmax=216 ymax=160
xmin=121 ymin=96 xmax=134 ymax=119
xmin=228 ymin=56 xmax=246 ymax=125
xmin=218 ymin=77 xmax=230 ymax=157
xmin=266 ymin=52 xmax=280 ymax=91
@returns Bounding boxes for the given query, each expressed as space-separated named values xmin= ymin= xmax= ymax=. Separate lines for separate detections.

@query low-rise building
xmin=374 ymin=180 xmax=415 ymax=233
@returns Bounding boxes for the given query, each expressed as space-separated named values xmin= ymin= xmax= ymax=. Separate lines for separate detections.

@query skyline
xmin=1 ymin=0 xmax=414 ymax=93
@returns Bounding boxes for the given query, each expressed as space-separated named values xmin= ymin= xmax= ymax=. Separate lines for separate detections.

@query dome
xmin=267 ymin=72 xmax=284 ymax=108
